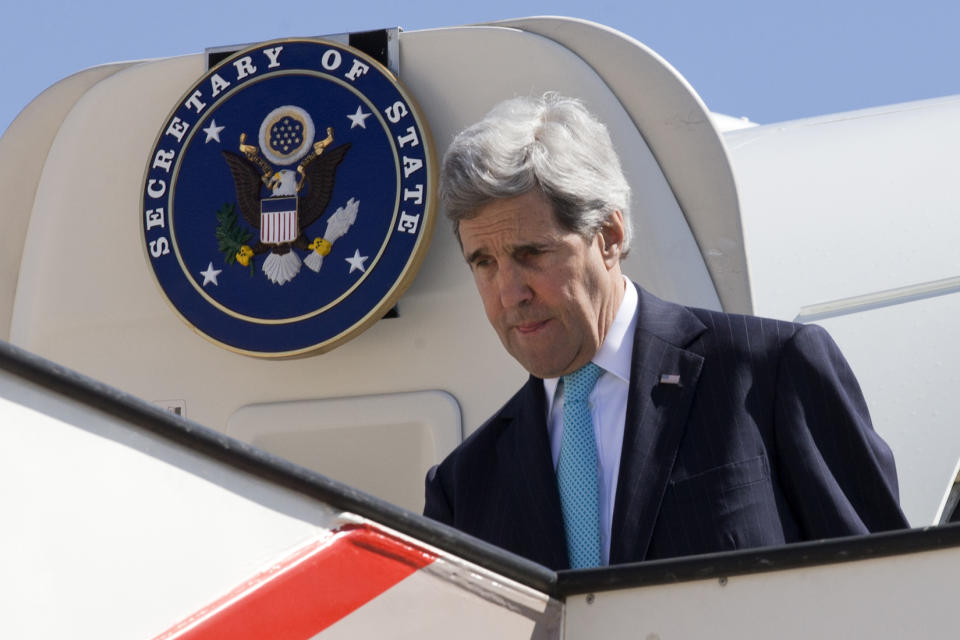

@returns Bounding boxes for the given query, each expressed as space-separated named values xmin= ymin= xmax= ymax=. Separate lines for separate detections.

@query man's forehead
xmin=459 ymin=193 xmax=561 ymax=249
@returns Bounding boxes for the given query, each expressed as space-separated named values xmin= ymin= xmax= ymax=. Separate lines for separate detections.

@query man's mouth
xmin=514 ymin=319 xmax=549 ymax=334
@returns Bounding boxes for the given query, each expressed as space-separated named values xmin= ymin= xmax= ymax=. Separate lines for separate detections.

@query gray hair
xmin=440 ymin=92 xmax=632 ymax=256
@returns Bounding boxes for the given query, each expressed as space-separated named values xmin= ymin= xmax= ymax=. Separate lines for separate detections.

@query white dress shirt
xmin=543 ymin=277 xmax=638 ymax=565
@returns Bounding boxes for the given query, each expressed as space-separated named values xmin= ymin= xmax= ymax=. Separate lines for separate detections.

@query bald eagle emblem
xmin=218 ymin=105 xmax=358 ymax=285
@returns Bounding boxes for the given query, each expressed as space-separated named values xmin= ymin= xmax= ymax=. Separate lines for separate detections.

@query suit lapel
xmin=610 ymin=287 xmax=706 ymax=565
xmin=498 ymin=376 xmax=569 ymax=569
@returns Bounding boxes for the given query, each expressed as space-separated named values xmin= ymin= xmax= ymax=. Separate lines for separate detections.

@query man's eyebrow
xmin=464 ymin=248 xmax=486 ymax=264
xmin=513 ymin=242 xmax=549 ymax=253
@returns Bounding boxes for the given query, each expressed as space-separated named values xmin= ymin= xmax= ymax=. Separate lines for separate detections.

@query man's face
xmin=459 ymin=190 xmax=624 ymax=379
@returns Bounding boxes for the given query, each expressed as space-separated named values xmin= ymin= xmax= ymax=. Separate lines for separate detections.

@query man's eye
xmin=518 ymin=248 xmax=545 ymax=260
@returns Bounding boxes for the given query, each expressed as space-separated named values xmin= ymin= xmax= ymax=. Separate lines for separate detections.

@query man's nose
xmin=497 ymin=262 xmax=532 ymax=308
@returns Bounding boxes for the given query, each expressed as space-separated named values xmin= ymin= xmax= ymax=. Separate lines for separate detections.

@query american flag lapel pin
xmin=659 ymin=373 xmax=682 ymax=386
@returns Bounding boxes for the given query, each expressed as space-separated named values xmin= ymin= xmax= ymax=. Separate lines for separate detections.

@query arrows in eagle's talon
xmin=309 ymin=238 xmax=332 ymax=256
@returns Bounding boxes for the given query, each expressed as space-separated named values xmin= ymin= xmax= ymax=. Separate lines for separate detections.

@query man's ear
xmin=598 ymin=210 xmax=625 ymax=268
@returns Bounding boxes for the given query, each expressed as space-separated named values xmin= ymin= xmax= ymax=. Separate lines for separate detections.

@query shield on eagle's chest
xmin=260 ymin=196 xmax=299 ymax=244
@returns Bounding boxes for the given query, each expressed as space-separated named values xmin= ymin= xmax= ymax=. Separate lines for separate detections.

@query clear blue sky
xmin=2 ymin=0 xmax=959 ymax=137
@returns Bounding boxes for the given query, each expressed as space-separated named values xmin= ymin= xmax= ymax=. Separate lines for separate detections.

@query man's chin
xmin=508 ymin=351 xmax=576 ymax=380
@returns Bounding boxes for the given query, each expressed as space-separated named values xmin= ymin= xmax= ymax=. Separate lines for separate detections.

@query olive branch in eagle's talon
xmin=214 ymin=203 xmax=255 ymax=276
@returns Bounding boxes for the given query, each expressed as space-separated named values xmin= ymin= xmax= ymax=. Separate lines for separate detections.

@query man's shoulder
xmin=632 ymin=284 xmax=806 ymax=351
xmin=688 ymin=305 xmax=799 ymax=336
xmin=678 ymin=303 xmax=841 ymax=368
xmin=630 ymin=284 xmax=846 ymax=367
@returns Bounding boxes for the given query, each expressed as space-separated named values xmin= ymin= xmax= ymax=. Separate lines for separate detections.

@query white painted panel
xmin=728 ymin=96 xmax=960 ymax=321
xmin=566 ymin=545 xmax=960 ymax=639
xmin=0 ymin=62 xmax=133 ymax=339
xmin=227 ymin=390 xmax=462 ymax=513
xmin=0 ymin=369 xmax=336 ymax=639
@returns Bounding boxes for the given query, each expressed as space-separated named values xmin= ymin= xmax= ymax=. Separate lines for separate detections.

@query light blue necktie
xmin=557 ymin=362 xmax=605 ymax=569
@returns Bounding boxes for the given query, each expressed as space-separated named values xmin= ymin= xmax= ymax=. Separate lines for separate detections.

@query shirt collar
xmin=543 ymin=276 xmax=638 ymax=401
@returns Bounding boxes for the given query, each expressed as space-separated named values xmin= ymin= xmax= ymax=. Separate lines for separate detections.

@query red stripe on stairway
xmin=154 ymin=524 xmax=437 ymax=640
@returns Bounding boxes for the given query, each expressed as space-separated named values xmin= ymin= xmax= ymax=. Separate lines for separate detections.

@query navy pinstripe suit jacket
xmin=424 ymin=285 xmax=908 ymax=570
